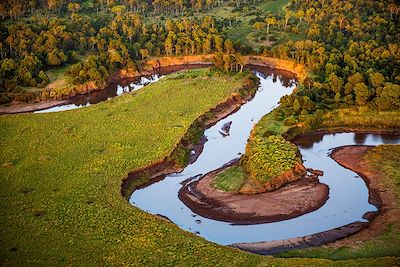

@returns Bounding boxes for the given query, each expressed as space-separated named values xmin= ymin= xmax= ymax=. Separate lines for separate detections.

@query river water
xmin=32 ymin=64 xmax=399 ymax=245
xmin=34 ymin=65 xmax=210 ymax=113
xmin=129 ymin=67 xmax=400 ymax=245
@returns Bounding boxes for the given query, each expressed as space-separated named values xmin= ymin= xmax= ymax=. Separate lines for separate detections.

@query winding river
xmin=129 ymin=67 xmax=400 ymax=246
xmin=22 ymin=64 xmax=399 ymax=247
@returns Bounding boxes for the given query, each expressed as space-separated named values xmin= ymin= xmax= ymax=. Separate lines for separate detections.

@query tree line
xmin=0 ymin=9 xmax=238 ymax=103
xmin=0 ymin=0 xmax=253 ymax=20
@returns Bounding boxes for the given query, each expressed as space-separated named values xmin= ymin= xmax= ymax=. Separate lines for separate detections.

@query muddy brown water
xmin=129 ymin=68 xmax=400 ymax=245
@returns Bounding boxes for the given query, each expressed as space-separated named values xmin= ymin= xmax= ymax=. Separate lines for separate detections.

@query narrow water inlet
xmin=129 ymin=68 xmax=400 ymax=245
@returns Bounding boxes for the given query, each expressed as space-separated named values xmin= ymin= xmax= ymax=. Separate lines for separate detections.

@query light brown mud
xmin=178 ymin=163 xmax=328 ymax=225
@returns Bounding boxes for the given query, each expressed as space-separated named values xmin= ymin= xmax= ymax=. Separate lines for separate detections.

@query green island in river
xmin=1 ymin=0 xmax=400 ymax=266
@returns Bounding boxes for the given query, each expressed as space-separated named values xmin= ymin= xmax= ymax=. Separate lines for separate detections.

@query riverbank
xmin=231 ymin=141 xmax=400 ymax=255
xmin=0 ymin=55 xmax=304 ymax=115
xmin=0 ymin=99 xmax=68 ymax=114
xmin=277 ymin=144 xmax=400 ymax=259
xmin=178 ymin=160 xmax=328 ymax=224
xmin=121 ymin=82 xmax=258 ymax=197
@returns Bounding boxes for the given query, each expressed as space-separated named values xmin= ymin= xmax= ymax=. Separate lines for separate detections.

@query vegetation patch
xmin=212 ymin=165 xmax=247 ymax=193
xmin=241 ymin=134 xmax=302 ymax=186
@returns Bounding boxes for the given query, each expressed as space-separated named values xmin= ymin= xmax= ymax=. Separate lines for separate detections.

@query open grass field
xmin=322 ymin=108 xmax=400 ymax=130
xmin=258 ymin=0 xmax=289 ymax=16
xmin=1 ymin=69 xmax=255 ymax=265
xmin=278 ymin=145 xmax=400 ymax=260
xmin=212 ymin=165 xmax=247 ymax=193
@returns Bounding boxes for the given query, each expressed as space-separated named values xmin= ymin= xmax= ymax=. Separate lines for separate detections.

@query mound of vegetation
xmin=211 ymin=133 xmax=304 ymax=195
xmin=239 ymin=134 xmax=305 ymax=193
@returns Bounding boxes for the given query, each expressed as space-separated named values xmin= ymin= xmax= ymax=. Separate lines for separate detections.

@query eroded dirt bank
xmin=0 ymin=55 xmax=304 ymax=115
xmin=178 ymin=163 xmax=328 ymax=225
xmin=0 ymin=99 xmax=68 ymax=114
xmin=324 ymin=145 xmax=400 ymax=248
xmin=231 ymin=145 xmax=399 ymax=254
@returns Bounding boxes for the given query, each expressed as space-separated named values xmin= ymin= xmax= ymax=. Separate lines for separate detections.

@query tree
xmin=253 ymin=22 xmax=264 ymax=34
xmin=354 ymin=82 xmax=372 ymax=106
xmin=212 ymin=52 xmax=224 ymax=70
xmin=296 ymin=10 xmax=305 ymax=25
xmin=214 ymin=36 xmax=224 ymax=52
xmin=224 ymin=39 xmax=234 ymax=54
xmin=265 ymin=17 xmax=277 ymax=41
xmin=369 ymin=72 xmax=385 ymax=89
xmin=203 ymin=37 xmax=212 ymax=54
xmin=38 ymin=70 xmax=50 ymax=84
xmin=345 ymin=72 xmax=363 ymax=95
xmin=68 ymin=2 xmax=80 ymax=14
xmin=139 ymin=48 xmax=149 ymax=60
xmin=284 ymin=10 xmax=292 ymax=30
xmin=376 ymin=83 xmax=400 ymax=110
xmin=293 ymin=99 xmax=301 ymax=113
xmin=236 ymin=53 xmax=247 ymax=72
xmin=328 ymin=73 xmax=343 ymax=94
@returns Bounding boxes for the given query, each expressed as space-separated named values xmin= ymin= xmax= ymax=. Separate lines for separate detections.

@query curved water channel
xmin=129 ymin=67 xmax=400 ymax=245
xmin=27 ymin=64 xmax=399 ymax=246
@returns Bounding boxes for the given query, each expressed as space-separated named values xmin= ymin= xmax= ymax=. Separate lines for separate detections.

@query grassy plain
xmin=1 ymin=69 xmax=251 ymax=265
xmin=322 ymin=108 xmax=400 ymax=130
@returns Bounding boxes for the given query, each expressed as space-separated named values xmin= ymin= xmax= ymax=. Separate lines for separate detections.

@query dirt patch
xmin=324 ymin=145 xmax=400 ymax=248
xmin=0 ymin=100 xmax=68 ymax=115
xmin=178 ymin=161 xmax=328 ymax=225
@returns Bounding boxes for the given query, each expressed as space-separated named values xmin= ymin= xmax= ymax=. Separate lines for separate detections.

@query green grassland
xmin=1 ymin=68 xmax=398 ymax=266
xmin=212 ymin=165 xmax=247 ymax=193
xmin=278 ymin=144 xmax=400 ymax=260
xmin=322 ymin=108 xmax=400 ymax=130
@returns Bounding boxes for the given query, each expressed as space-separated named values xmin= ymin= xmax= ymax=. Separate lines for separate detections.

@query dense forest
xmin=0 ymin=13 xmax=237 ymax=103
xmin=263 ymin=0 xmax=400 ymax=116
xmin=0 ymin=0 xmax=399 ymax=112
